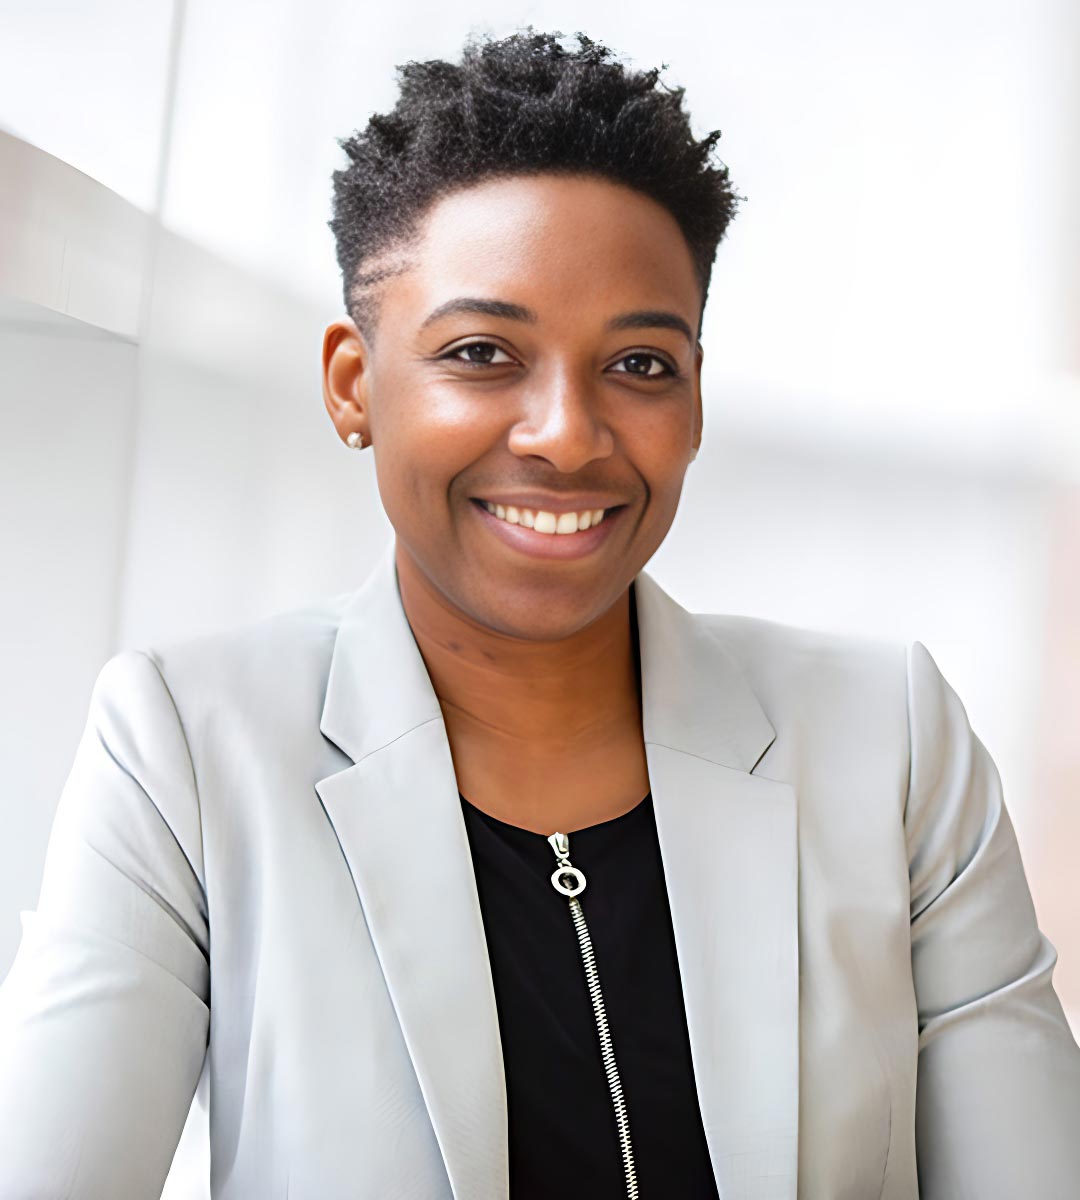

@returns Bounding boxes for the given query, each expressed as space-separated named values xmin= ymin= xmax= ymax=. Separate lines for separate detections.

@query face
xmin=322 ymin=172 xmax=704 ymax=642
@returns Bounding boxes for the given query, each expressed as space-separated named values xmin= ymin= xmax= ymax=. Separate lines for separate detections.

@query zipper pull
xmin=547 ymin=831 xmax=587 ymax=897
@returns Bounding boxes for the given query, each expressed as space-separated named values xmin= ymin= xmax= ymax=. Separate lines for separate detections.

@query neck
xmin=395 ymin=546 xmax=642 ymax=747
xmin=394 ymin=544 xmax=646 ymax=829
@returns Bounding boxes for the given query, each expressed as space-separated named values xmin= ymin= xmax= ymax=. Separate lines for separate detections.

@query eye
xmin=610 ymin=352 xmax=676 ymax=378
xmin=443 ymin=341 xmax=515 ymax=366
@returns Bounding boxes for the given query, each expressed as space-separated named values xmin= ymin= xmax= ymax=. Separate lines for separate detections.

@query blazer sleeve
xmin=906 ymin=640 xmax=1080 ymax=1198
xmin=0 ymin=649 xmax=210 ymax=1199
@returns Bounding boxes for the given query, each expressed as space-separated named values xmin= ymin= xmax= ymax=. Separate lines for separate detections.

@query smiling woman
xmin=323 ymin=171 xmax=706 ymax=643
xmin=2 ymin=25 xmax=1079 ymax=1200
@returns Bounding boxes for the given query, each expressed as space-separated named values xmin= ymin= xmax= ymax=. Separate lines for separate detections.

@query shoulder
xmin=691 ymin=610 xmax=915 ymax=784
xmin=107 ymin=590 xmax=356 ymax=738
xmin=702 ymin=614 xmax=964 ymax=748
xmin=699 ymin=610 xmax=908 ymax=705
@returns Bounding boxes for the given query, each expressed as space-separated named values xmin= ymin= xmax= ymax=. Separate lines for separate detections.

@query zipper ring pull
xmin=547 ymin=832 xmax=587 ymax=897
xmin=551 ymin=865 xmax=587 ymax=897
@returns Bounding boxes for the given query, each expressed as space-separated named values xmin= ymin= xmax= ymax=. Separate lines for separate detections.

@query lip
xmin=470 ymin=498 xmax=626 ymax=560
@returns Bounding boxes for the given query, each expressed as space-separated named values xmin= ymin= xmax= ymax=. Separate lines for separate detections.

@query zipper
xmin=547 ymin=831 xmax=639 ymax=1200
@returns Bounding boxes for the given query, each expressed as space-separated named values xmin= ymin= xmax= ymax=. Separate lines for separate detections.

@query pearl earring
xmin=346 ymin=432 xmax=365 ymax=450
xmin=689 ymin=447 xmax=699 ymax=461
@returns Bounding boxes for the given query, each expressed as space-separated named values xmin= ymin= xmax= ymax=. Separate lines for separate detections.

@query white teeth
xmin=481 ymin=501 xmax=609 ymax=535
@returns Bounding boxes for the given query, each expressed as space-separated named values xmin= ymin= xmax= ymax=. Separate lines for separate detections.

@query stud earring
xmin=689 ymin=447 xmax=699 ymax=461
xmin=346 ymin=432 xmax=366 ymax=450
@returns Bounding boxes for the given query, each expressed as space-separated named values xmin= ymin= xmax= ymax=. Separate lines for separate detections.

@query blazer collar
xmin=319 ymin=538 xmax=776 ymax=773
xmin=316 ymin=540 xmax=798 ymax=1200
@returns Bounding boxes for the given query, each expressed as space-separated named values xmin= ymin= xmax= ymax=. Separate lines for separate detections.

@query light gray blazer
xmin=1 ymin=540 xmax=1078 ymax=1199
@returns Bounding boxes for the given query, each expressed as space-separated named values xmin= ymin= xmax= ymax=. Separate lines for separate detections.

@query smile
xmin=470 ymin=498 xmax=626 ymax=560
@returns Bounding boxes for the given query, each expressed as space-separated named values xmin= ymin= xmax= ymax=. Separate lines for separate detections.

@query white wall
xmin=0 ymin=0 xmax=175 ymax=212
xmin=0 ymin=312 xmax=139 ymax=968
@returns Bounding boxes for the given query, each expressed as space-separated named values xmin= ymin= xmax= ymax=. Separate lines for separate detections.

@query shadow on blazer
xmin=1 ymin=538 xmax=1078 ymax=1199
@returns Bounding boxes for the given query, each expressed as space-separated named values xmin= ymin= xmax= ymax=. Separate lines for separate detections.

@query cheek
xmin=623 ymin=411 xmax=691 ymax=493
xmin=372 ymin=377 xmax=500 ymax=513
xmin=378 ymin=359 xmax=503 ymax=447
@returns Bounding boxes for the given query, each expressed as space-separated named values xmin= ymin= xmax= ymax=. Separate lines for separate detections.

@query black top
xmin=459 ymin=790 xmax=721 ymax=1199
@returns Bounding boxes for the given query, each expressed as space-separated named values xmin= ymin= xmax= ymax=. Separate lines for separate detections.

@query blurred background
xmin=1 ymin=0 xmax=1077 ymax=1192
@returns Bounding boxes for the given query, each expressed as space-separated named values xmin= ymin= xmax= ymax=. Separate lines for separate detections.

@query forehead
xmin=381 ymin=173 xmax=701 ymax=329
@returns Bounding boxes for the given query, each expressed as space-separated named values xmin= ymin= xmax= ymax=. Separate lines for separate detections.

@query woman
xmin=1 ymin=28 xmax=1078 ymax=1200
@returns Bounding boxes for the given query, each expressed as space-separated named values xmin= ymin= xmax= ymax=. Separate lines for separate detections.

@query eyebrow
xmin=419 ymin=297 xmax=695 ymax=344
xmin=607 ymin=309 xmax=694 ymax=344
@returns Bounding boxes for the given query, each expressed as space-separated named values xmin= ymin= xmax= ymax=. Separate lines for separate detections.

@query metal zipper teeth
xmin=548 ymin=834 xmax=639 ymax=1200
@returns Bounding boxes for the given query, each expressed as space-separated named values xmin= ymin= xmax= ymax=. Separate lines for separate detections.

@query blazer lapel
xmin=316 ymin=541 xmax=799 ymax=1200
xmin=635 ymin=572 xmax=799 ymax=1199
xmin=315 ymin=540 xmax=508 ymax=1200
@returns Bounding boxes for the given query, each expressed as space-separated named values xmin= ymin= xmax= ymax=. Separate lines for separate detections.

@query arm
xmin=0 ymin=650 xmax=210 ymax=1199
xmin=907 ymin=640 xmax=1080 ymax=1198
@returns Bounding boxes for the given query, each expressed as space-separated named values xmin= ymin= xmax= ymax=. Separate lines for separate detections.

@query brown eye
xmin=612 ymin=353 xmax=673 ymax=377
xmin=446 ymin=341 xmax=513 ymax=365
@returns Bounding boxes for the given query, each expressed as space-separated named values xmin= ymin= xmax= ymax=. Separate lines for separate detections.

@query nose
xmin=506 ymin=367 xmax=615 ymax=472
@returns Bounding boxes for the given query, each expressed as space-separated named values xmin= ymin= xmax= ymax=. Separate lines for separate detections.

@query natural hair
xmin=328 ymin=28 xmax=741 ymax=340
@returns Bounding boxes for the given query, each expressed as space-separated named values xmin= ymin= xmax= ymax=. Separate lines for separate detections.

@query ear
xmin=691 ymin=341 xmax=704 ymax=459
xmin=322 ymin=315 xmax=373 ymax=448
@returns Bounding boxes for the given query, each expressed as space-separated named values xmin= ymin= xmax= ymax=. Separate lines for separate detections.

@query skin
xmin=322 ymin=173 xmax=704 ymax=834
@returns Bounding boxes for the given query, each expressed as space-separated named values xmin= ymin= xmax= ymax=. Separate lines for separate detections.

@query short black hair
xmin=328 ymin=28 xmax=741 ymax=340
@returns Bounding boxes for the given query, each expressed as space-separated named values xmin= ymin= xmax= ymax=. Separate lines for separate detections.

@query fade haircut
xmin=328 ymin=28 xmax=741 ymax=341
